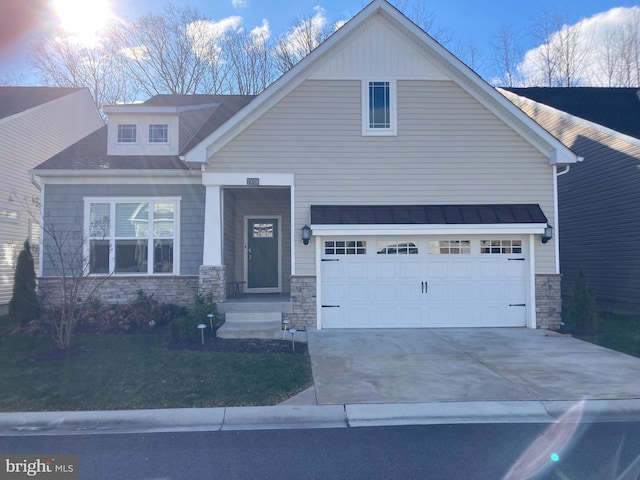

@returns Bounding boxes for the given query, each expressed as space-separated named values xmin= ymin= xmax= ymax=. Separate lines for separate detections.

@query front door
xmin=246 ymin=217 xmax=281 ymax=292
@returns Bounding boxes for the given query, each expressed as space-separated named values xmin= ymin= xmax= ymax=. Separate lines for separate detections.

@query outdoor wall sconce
xmin=541 ymin=224 xmax=553 ymax=244
xmin=301 ymin=224 xmax=311 ymax=245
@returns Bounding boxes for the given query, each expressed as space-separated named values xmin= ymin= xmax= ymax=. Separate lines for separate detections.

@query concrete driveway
xmin=306 ymin=328 xmax=640 ymax=405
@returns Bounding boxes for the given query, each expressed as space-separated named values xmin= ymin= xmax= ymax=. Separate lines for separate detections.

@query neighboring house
xmin=34 ymin=0 xmax=580 ymax=331
xmin=0 ymin=87 xmax=103 ymax=313
xmin=501 ymin=87 xmax=640 ymax=314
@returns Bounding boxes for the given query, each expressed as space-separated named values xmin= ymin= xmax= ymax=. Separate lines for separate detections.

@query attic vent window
xmin=362 ymin=80 xmax=397 ymax=136
xmin=149 ymin=124 xmax=168 ymax=143
xmin=117 ymin=124 xmax=137 ymax=143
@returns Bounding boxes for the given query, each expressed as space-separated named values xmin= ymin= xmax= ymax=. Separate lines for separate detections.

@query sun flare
xmin=51 ymin=0 xmax=114 ymax=44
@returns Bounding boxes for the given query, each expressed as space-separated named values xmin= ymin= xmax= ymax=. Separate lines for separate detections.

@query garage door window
xmin=480 ymin=239 xmax=522 ymax=254
xmin=428 ymin=240 xmax=471 ymax=255
xmin=325 ymin=240 xmax=366 ymax=255
xmin=377 ymin=241 xmax=418 ymax=254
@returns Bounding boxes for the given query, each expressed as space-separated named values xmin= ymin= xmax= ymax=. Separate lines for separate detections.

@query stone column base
xmin=199 ymin=265 xmax=226 ymax=304
xmin=535 ymin=274 xmax=562 ymax=329
xmin=283 ymin=275 xmax=316 ymax=330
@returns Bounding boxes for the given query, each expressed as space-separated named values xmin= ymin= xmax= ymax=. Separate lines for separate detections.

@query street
xmin=2 ymin=422 xmax=640 ymax=479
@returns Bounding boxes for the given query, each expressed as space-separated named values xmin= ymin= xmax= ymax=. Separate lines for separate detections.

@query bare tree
xmin=492 ymin=25 xmax=522 ymax=87
xmin=224 ymin=26 xmax=274 ymax=95
xmin=528 ymin=10 xmax=563 ymax=86
xmin=392 ymin=0 xmax=451 ymax=45
xmin=554 ymin=20 xmax=590 ymax=87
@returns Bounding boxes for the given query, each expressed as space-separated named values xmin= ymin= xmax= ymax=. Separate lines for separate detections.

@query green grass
xmin=575 ymin=312 xmax=640 ymax=358
xmin=0 ymin=334 xmax=312 ymax=412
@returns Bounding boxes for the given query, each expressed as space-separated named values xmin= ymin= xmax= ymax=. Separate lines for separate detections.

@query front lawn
xmin=572 ymin=312 xmax=640 ymax=358
xmin=0 ymin=334 xmax=312 ymax=411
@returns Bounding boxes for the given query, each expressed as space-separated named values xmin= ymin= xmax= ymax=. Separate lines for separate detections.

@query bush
xmin=565 ymin=269 xmax=599 ymax=333
xmin=9 ymin=240 xmax=40 ymax=324
xmin=191 ymin=292 xmax=218 ymax=326
xmin=168 ymin=316 xmax=204 ymax=345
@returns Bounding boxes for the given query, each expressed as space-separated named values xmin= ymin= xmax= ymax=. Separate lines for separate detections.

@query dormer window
xmin=117 ymin=124 xmax=137 ymax=143
xmin=149 ymin=124 xmax=168 ymax=143
xmin=362 ymin=80 xmax=397 ymax=136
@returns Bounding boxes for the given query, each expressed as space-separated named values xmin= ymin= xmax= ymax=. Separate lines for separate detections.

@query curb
xmin=2 ymin=399 xmax=640 ymax=436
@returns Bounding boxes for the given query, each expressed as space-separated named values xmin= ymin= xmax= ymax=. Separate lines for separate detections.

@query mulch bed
xmin=168 ymin=335 xmax=308 ymax=355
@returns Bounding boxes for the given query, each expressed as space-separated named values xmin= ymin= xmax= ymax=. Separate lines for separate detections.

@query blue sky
xmin=1 ymin=0 xmax=638 ymax=82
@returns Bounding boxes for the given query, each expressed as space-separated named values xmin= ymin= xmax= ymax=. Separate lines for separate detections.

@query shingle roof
xmin=0 ymin=86 xmax=83 ymax=119
xmin=503 ymin=87 xmax=640 ymax=140
xmin=311 ymin=204 xmax=548 ymax=225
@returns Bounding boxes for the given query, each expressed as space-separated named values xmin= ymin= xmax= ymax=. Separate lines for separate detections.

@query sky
xmin=0 ymin=0 xmax=639 ymax=84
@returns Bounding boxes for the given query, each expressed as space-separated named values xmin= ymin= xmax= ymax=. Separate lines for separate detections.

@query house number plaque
xmin=246 ymin=177 xmax=260 ymax=185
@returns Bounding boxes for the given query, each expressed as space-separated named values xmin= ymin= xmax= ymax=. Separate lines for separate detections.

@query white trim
xmin=116 ymin=123 xmax=138 ymax=144
xmin=203 ymin=186 xmax=222 ymax=265
xmin=290 ymin=183 xmax=296 ymax=276
xmin=202 ymin=172 xmax=294 ymax=187
xmin=35 ymin=171 xmax=201 ymax=182
xmin=310 ymin=223 xmax=548 ymax=236
xmin=315 ymin=234 xmax=323 ymax=330
xmin=38 ymin=183 xmax=44 ymax=277
xmin=244 ymin=215 xmax=282 ymax=293
xmin=362 ymin=79 xmax=397 ymax=136
xmin=527 ymin=234 xmax=537 ymax=329
xmin=553 ymin=165 xmax=560 ymax=274
xmin=83 ymin=196 xmax=181 ymax=276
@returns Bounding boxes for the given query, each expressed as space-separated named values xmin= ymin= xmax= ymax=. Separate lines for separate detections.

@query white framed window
xmin=117 ymin=124 xmax=137 ymax=143
xmin=428 ymin=240 xmax=471 ymax=255
xmin=362 ymin=80 xmax=397 ymax=136
xmin=377 ymin=241 xmax=418 ymax=254
xmin=85 ymin=197 xmax=180 ymax=275
xmin=148 ymin=124 xmax=168 ymax=143
xmin=480 ymin=239 xmax=522 ymax=254
xmin=324 ymin=240 xmax=367 ymax=255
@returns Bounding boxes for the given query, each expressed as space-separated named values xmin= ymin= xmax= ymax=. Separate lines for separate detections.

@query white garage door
xmin=320 ymin=236 xmax=528 ymax=328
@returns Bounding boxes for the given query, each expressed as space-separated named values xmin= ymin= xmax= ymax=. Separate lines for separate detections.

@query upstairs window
xmin=149 ymin=124 xmax=168 ymax=143
xmin=362 ymin=80 xmax=397 ymax=136
xmin=117 ymin=124 xmax=137 ymax=143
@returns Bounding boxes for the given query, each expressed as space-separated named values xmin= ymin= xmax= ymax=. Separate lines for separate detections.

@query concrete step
xmin=218 ymin=301 xmax=293 ymax=314
xmin=216 ymin=321 xmax=284 ymax=340
xmin=224 ymin=311 xmax=282 ymax=324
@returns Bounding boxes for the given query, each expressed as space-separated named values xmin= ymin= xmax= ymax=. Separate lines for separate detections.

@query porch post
xmin=203 ymin=185 xmax=222 ymax=265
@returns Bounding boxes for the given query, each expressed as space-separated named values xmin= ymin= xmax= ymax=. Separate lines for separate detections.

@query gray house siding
xmin=41 ymin=183 xmax=205 ymax=277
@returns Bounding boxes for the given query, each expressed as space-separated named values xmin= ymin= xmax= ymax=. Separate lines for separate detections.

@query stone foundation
xmin=283 ymin=275 xmax=316 ymax=330
xmin=38 ymin=276 xmax=199 ymax=308
xmin=199 ymin=265 xmax=226 ymax=304
xmin=535 ymin=274 xmax=562 ymax=330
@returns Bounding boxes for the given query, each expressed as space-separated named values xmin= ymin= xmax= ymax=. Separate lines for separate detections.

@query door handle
xmin=248 ymin=247 xmax=252 ymax=261
xmin=421 ymin=281 xmax=428 ymax=294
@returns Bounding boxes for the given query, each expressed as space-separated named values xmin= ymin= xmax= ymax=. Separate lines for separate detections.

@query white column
xmin=203 ymin=185 xmax=222 ymax=265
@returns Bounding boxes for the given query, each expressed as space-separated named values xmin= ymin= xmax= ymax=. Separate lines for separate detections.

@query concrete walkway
xmin=307 ymin=328 xmax=640 ymax=405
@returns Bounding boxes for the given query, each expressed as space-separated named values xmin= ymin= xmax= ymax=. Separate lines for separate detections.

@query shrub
xmin=168 ymin=316 xmax=203 ymax=345
xmin=9 ymin=240 xmax=41 ymax=324
xmin=190 ymin=292 xmax=218 ymax=326
xmin=565 ymin=269 xmax=599 ymax=333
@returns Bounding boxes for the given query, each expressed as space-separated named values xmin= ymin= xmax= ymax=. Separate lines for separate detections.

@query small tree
xmin=9 ymin=240 xmax=41 ymax=324
xmin=565 ymin=269 xmax=599 ymax=333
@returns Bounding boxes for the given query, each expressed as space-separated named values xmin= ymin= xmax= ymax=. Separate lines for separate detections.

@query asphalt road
xmin=2 ymin=422 xmax=640 ymax=479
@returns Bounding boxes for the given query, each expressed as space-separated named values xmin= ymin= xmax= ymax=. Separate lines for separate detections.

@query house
xmin=33 ymin=0 xmax=580 ymax=332
xmin=500 ymin=87 xmax=640 ymax=314
xmin=0 ymin=87 xmax=103 ymax=313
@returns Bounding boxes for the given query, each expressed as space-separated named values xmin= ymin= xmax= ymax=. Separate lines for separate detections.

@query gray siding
xmin=42 ymin=184 xmax=205 ymax=277
xmin=208 ymin=79 xmax=557 ymax=275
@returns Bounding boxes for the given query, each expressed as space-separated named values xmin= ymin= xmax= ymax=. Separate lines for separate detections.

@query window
xmin=86 ymin=198 xmax=179 ymax=275
xmin=428 ymin=240 xmax=471 ymax=255
xmin=377 ymin=241 xmax=418 ymax=254
xmin=480 ymin=239 xmax=522 ymax=254
xmin=362 ymin=80 xmax=397 ymax=135
xmin=324 ymin=240 xmax=366 ymax=255
xmin=117 ymin=124 xmax=137 ymax=143
xmin=148 ymin=124 xmax=168 ymax=143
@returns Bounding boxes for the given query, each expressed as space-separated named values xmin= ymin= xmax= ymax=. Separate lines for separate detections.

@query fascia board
xmin=310 ymin=223 xmax=548 ymax=236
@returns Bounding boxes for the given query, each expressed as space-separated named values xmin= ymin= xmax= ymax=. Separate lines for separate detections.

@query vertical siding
xmin=0 ymin=91 xmax=103 ymax=305
xmin=208 ymin=79 xmax=556 ymax=276
xmin=42 ymin=184 xmax=205 ymax=277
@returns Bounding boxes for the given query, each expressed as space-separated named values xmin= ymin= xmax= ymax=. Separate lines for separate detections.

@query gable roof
xmin=184 ymin=0 xmax=579 ymax=166
xmin=0 ymin=86 xmax=84 ymax=119
xmin=503 ymin=87 xmax=640 ymax=140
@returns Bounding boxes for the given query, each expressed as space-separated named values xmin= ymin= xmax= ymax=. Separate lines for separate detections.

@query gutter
xmin=29 ymin=173 xmax=41 ymax=191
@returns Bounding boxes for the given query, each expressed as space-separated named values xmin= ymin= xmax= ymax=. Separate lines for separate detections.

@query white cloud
xmin=518 ymin=6 xmax=640 ymax=86
xmin=187 ymin=16 xmax=243 ymax=60
xmin=250 ymin=19 xmax=270 ymax=43
xmin=279 ymin=6 xmax=329 ymax=57
xmin=232 ymin=0 xmax=247 ymax=8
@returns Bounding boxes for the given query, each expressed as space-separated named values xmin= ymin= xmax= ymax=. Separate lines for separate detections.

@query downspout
xmin=553 ymin=164 xmax=576 ymax=274
xmin=30 ymin=173 xmax=41 ymax=191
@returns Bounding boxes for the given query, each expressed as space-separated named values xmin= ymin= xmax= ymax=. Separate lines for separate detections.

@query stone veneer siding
xmin=199 ymin=265 xmax=226 ymax=304
xmin=38 ymin=276 xmax=199 ymax=308
xmin=535 ymin=274 xmax=562 ymax=330
xmin=283 ymin=275 xmax=316 ymax=330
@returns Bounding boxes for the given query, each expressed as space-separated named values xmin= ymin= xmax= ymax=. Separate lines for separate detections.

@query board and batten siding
xmin=0 ymin=90 xmax=103 ymax=307
xmin=207 ymin=79 xmax=557 ymax=276
xmin=41 ymin=184 xmax=205 ymax=277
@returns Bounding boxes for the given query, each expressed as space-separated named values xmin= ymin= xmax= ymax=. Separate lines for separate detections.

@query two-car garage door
xmin=320 ymin=236 xmax=529 ymax=328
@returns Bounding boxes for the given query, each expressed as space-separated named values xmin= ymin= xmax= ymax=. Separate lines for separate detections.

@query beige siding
xmin=208 ymin=79 xmax=556 ymax=276
xmin=0 ymin=90 xmax=103 ymax=306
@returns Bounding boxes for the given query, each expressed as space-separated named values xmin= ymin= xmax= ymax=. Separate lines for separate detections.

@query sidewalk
xmin=2 ymin=398 xmax=640 ymax=436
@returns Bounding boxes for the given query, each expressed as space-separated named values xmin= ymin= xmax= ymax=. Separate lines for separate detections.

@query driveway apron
xmin=306 ymin=328 xmax=640 ymax=405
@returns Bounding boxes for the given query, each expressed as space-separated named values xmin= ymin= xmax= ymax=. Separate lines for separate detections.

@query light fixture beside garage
xmin=541 ymin=224 xmax=553 ymax=244
xmin=301 ymin=224 xmax=311 ymax=245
